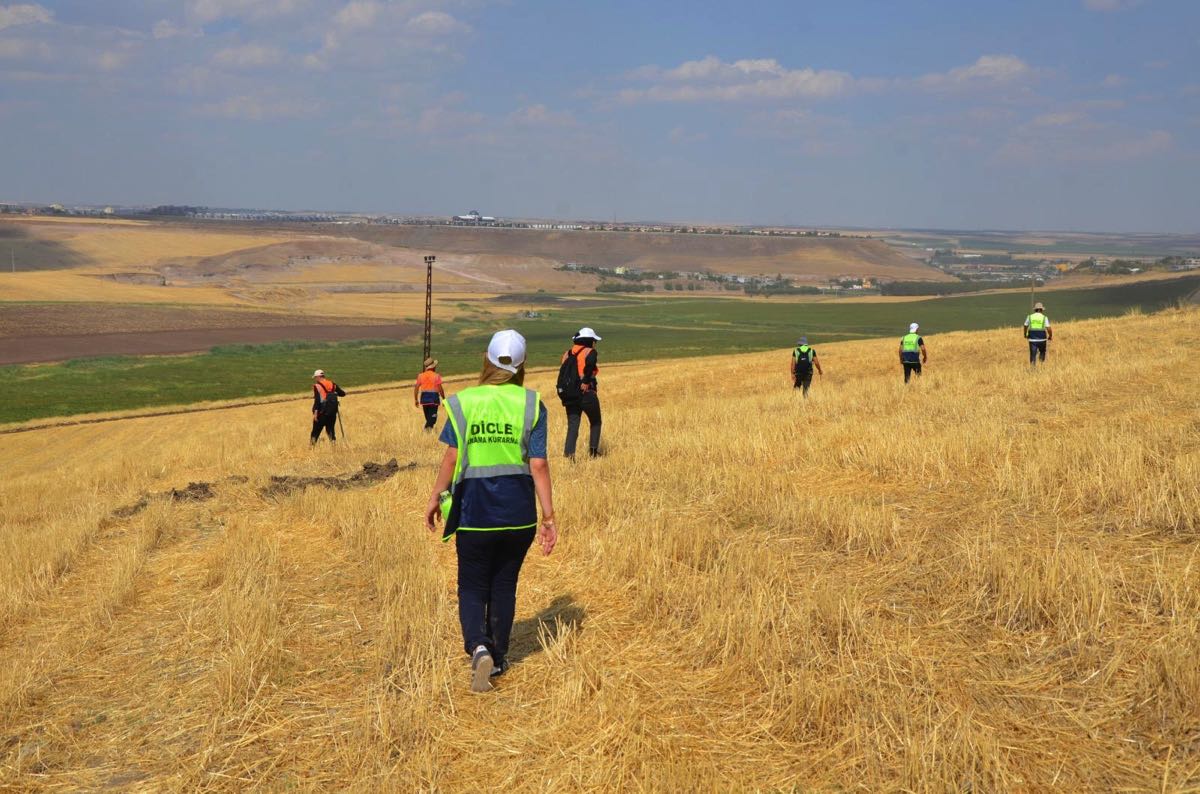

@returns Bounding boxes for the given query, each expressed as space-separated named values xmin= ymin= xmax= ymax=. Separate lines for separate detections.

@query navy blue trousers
xmin=455 ymin=527 xmax=535 ymax=665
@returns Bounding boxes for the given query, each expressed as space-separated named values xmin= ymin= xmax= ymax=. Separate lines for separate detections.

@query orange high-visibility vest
xmin=562 ymin=345 xmax=598 ymax=379
xmin=314 ymin=378 xmax=338 ymax=402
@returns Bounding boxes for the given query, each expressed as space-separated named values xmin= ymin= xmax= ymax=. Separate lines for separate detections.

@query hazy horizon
xmin=2 ymin=0 xmax=1198 ymax=233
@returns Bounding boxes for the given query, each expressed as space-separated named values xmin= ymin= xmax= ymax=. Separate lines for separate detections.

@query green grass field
xmin=5 ymin=276 xmax=1198 ymax=425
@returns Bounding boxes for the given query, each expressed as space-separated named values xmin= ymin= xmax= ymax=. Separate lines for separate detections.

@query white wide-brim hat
xmin=575 ymin=326 xmax=602 ymax=341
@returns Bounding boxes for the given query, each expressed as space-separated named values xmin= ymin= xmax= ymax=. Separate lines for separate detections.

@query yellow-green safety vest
xmin=444 ymin=383 xmax=540 ymax=535
xmin=1027 ymin=313 xmax=1048 ymax=331
xmin=901 ymin=332 xmax=921 ymax=353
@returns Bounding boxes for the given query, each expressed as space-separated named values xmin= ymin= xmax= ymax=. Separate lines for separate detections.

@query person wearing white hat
xmin=1023 ymin=301 xmax=1052 ymax=367
xmin=558 ymin=327 xmax=603 ymax=459
xmin=310 ymin=369 xmax=346 ymax=444
xmin=898 ymin=323 xmax=927 ymax=383
xmin=425 ymin=329 xmax=557 ymax=693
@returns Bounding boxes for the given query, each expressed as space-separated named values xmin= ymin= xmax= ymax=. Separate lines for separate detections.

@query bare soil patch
xmin=0 ymin=303 xmax=413 ymax=364
xmin=0 ymin=303 xmax=393 ymax=338
xmin=260 ymin=459 xmax=415 ymax=498
xmin=110 ymin=478 xmax=240 ymax=520
xmin=1 ymin=324 xmax=414 ymax=365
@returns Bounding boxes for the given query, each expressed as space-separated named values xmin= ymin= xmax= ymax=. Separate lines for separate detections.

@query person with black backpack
xmin=557 ymin=327 xmax=602 ymax=459
xmin=791 ymin=336 xmax=823 ymax=397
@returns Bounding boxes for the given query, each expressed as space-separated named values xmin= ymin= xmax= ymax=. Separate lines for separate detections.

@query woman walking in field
xmin=413 ymin=357 xmax=446 ymax=431
xmin=424 ymin=329 xmax=558 ymax=692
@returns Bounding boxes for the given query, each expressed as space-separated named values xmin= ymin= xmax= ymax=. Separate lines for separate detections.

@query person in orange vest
xmin=413 ymin=357 xmax=446 ymax=431
xmin=558 ymin=327 xmax=602 ymax=459
xmin=310 ymin=369 xmax=346 ymax=445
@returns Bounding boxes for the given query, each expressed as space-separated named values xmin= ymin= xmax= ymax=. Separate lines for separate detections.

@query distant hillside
xmin=329 ymin=225 xmax=952 ymax=282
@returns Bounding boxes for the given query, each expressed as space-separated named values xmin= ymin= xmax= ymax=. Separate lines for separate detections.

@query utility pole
xmin=423 ymin=255 xmax=436 ymax=363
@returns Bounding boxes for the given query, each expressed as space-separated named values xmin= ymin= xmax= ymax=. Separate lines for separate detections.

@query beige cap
xmin=423 ymin=357 xmax=438 ymax=370
xmin=1034 ymin=302 xmax=1044 ymax=311
xmin=312 ymin=369 xmax=325 ymax=378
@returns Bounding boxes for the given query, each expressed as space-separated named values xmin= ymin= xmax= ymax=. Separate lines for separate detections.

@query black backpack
xmin=556 ymin=349 xmax=583 ymax=405
xmin=793 ymin=346 xmax=814 ymax=374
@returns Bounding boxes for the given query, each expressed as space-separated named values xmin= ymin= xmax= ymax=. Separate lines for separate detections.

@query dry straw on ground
xmin=1 ymin=307 xmax=1198 ymax=789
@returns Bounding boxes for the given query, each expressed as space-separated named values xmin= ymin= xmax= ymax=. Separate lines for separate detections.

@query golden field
xmin=1 ymin=308 xmax=1198 ymax=789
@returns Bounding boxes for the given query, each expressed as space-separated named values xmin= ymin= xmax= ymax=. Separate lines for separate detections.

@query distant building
xmin=451 ymin=210 xmax=497 ymax=225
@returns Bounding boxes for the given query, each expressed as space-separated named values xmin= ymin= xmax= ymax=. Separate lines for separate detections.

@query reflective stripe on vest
xmin=446 ymin=384 xmax=539 ymax=488
xmin=1027 ymin=313 xmax=1047 ymax=331
xmin=901 ymin=333 xmax=921 ymax=353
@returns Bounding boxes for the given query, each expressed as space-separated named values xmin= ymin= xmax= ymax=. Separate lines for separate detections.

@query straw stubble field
xmin=1 ymin=308 xmax=1198 ymax=789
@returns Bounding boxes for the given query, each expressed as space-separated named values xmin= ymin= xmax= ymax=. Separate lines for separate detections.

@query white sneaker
xmin=470 ymin=645 xmax=494 ymax=693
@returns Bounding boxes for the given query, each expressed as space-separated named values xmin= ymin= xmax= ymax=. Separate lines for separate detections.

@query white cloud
xmin=508 ymin=104 xmax=577 ymax=128
xmin=618 ymin=53 xmax=1038 ymax=104
xmin=186 ymin=0 xmax=307 ymax=25
xmin=213 ymin=42 xmax=284 ymax=69
xmin=405 ymin=10 xmax=469 ymax=37
xmin=621 ymin=55 xmax=855 ymax=103
xmin=0 ymin=3 xmax=51 ymax=31
xmin=668 ymin=126 xmax=708 ymax=144
xmin=307 ymin=3 xmax=472 ymax=69
xmin=1078 ymin=98 xmax=1125 ymax=110
xmin=152 ymin=20 xmax=200 ymax=40
xmin=0 ymin=37 xmax=50 ymax=59
xmin=1082 ymin=0 xmax=1143 ymax=11
xmin=1031 ymin=111 xmax=1084 ymax=127
xmin=199 ymin=94 xmax=314 ymax=120
xmin=96 ymin=49 xmax=131 ymax=71
xmin=917 ymin=54 xmax=1033 ymax=90
xmin=333 ymin=0 xmax=380 ymax=32
xmin=1000 ymin=113 xmax=1172 ymax=163
xmin=415 ymin=104 xmax=484 ymax=134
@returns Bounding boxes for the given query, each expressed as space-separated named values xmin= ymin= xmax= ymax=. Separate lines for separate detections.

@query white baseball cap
xmin=575 ymin=327 xmax=602 ymax=341
xmin=487 ymin=329 xmax=527 ymax=374
xmin=909 ymin=323 xmax=919 ymax=333
xmin=312 ymin=369 xmax=325 ymax=378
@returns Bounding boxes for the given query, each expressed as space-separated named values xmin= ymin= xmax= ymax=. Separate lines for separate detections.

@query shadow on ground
xmin=508 ymin=594 xmax=586 ymax=665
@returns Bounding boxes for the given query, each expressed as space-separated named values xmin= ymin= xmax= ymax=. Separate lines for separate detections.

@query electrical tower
xmin=423 ymin=255 xmax=436 ymax=362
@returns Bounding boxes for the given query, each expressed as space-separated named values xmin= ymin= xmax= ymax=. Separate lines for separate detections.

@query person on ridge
xmin=310 ymin=369 xmax=346 ymax=445
xmin=791 ymin=336 xmax=823 ymax=397
xmin=425 ymin=329 xmax=557 ymax=693
xmin=898 ymin=323 xmax=927 ymax=384
xmin=1024 ymin=301 xmax=1053 ymax=367
xmin=413 ymin=357 xmax=446 ymax=431
xmin=559 ymin=327 xmax=602 ymax=459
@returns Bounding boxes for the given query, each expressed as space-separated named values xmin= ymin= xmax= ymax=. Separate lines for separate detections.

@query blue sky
xmin=1 ymin=0 xmax=1197 ymax=231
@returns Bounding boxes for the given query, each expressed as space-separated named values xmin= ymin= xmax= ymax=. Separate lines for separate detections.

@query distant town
xmin=0 ymin=202 xmax=866 ymax=238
